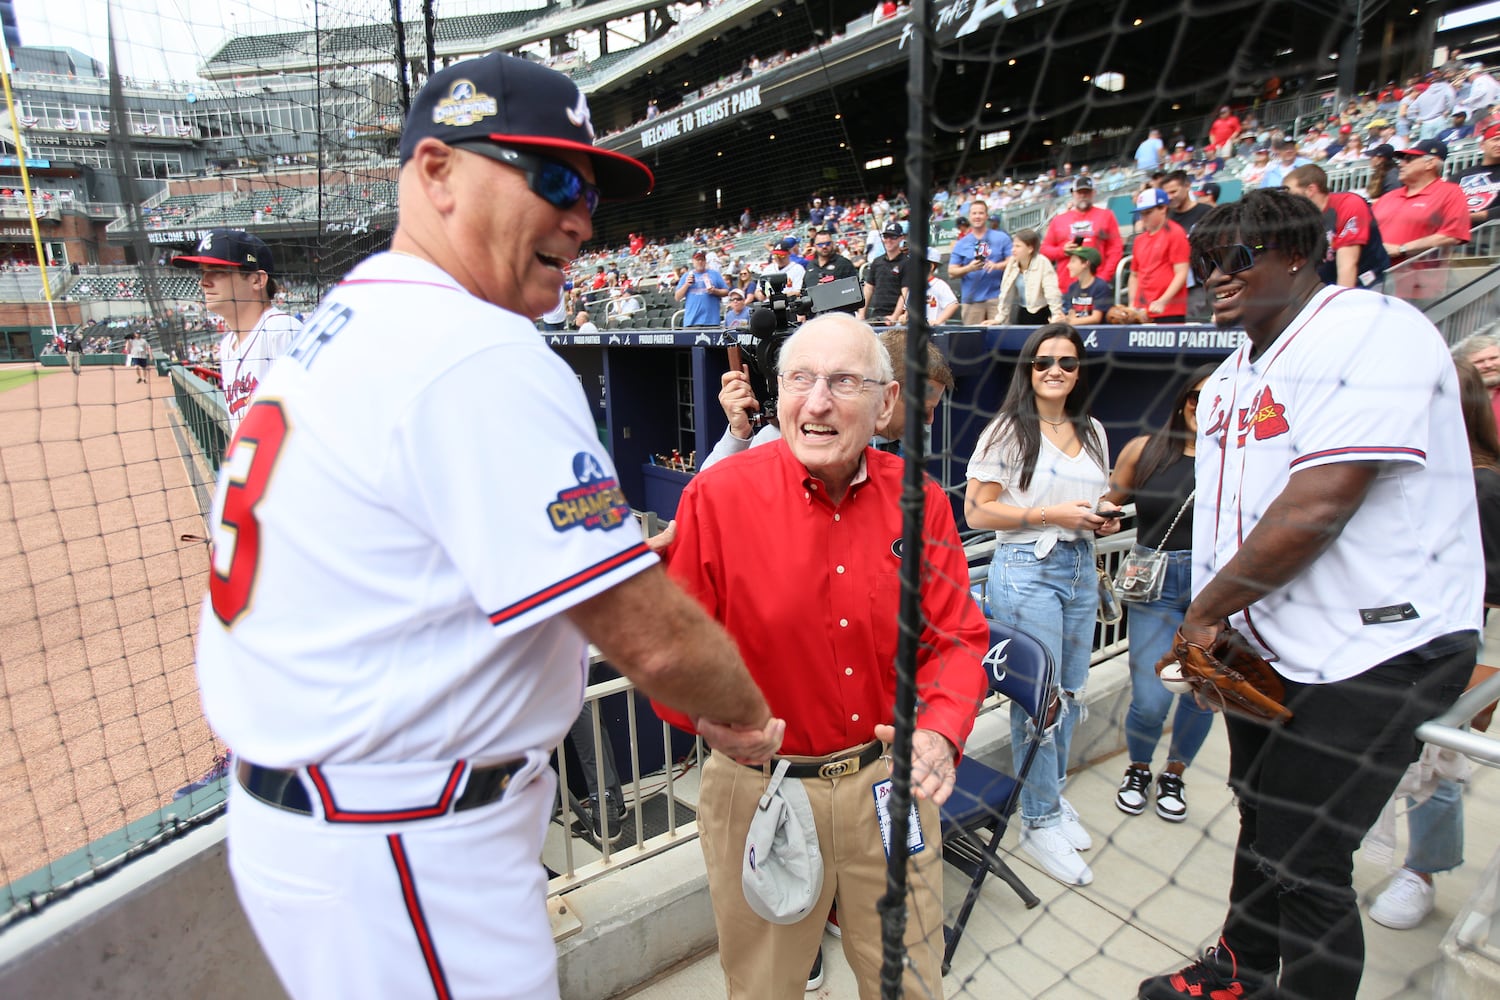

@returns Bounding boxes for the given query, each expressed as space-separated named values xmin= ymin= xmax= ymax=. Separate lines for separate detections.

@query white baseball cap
xmin=742 ymin=760 xmax=824 ymax=924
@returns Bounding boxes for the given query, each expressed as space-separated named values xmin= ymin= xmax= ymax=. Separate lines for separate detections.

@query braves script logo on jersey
xmin=225 ymin=372 xmax=258 ymax=416
xmin=432 ymin=79 xmax=496 ymax=127
xmin=1460 ymin=169 xmax=1500 ymax=213
xmin=548 ymin=452 xmax=628 ymax=532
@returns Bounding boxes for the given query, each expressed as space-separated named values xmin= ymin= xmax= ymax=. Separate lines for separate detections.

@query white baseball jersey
xmin=219 ymin=308 xmax=300 ymax=434
xmin=196 ymin=252 xmax=657 ymax=767
xmin=759 ymin=259 xmax=806 ymax=294
xmin=1193 ymin=285 xmax=1483 ymax=683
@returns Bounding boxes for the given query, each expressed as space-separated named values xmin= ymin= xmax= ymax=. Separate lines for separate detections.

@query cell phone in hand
xmin=1094 ymin=508 xmax=1125 ymax=519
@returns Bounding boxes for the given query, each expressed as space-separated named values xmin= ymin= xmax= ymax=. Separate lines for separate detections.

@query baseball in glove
xmin=1105 ymin=304 xmax=1147 ymax=324
xmin=1156 ymin=627 xmax=1293 ymax=724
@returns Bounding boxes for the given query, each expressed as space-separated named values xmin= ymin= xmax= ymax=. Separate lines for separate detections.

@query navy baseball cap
xmin=1196 ymin=182 xmax=1221 ymax=201
xmin=1395 ymin=138 xmax=1448 ymax=160
xmin=1368 ymin=143 xmax=1397 ymax=159
xmin=1073 ymin=175 xmax=1095 ymax=190
xmin=171 ymin=229 xmax=276 ymax=275
xmin=399 ymin=52 xmax=653 ymax=200
xmin=881 ymin=221 xmax=905 ymax=237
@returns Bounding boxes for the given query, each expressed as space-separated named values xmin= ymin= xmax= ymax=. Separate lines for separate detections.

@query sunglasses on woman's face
xmin=1190 ymin=242 xmax=1278 ymax=283
xmin=1030 ymin=355 xmax=1081 ymax=373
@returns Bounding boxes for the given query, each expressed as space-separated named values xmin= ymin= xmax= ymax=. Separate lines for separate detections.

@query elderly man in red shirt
xmin=1374 ymin=138 xmax=1471 ymax=299
xmin=656 ymin=312 xmax=989 ymax=999
xmin=1041 ymin=174 xmax=1124 ymax=291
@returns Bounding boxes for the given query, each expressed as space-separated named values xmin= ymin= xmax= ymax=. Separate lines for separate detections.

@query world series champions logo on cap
xmin=548 ymin=452 xmax=629 ymax=532
xmin=432 ymin=79 xmax=497 ymax=128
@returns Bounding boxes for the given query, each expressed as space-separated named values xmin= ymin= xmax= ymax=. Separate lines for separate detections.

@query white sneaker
xmin=1020 ymin=824 xmax=1094 ymax=886
xmin=1369 ymin=869 xmax=1435 ymax=930
xmin=1058 ymin=797 xmax=1093 ymax=851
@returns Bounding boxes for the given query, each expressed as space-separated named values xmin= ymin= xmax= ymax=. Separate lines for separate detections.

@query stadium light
xmin=1093 ymin=72 xmax=1125 ymax=92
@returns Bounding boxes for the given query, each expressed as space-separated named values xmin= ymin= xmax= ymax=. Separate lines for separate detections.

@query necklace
xmin=1039 ymin=416 xmax=1069 ymax=427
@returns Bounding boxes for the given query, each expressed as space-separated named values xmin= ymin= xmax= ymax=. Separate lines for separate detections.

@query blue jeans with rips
xmin=987 ymin=537 xmax=1097 ymax=828
xmin=1122 ymin=547 xmax=1215 ymax=768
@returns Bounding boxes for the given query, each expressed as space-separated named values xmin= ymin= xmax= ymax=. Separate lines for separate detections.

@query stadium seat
xmin=939 ymin=618 xmax=1058 ymax=975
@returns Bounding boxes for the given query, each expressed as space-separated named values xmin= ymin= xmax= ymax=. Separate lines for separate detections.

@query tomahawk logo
xmin=982 ymin=638 xmax=1011 ymax=685
xmin=566 ymin=91 xmax=595 ymax=140
xmin=196 ymin=233 xmax=216 ymax=253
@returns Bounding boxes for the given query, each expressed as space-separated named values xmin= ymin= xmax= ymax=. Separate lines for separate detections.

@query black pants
xmin=1220 ymin=631 xmax=1474 ymax=999
xmin=1016 ymin=304 xmax=1051 ymax=325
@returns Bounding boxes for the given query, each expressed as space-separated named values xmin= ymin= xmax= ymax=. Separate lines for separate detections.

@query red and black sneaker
xmin=1138 ymin=940 xmax=1273 ymax=999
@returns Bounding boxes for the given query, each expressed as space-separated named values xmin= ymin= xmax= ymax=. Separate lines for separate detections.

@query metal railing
xmin=168 ymin=364 xmax=229 ymax=472
xmin=1380 ymin=220 xmax=1500 ymax=346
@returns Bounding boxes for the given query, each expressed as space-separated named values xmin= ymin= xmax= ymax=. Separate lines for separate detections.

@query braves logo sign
xmin=547 ymin=452 xmax=628 ymax=532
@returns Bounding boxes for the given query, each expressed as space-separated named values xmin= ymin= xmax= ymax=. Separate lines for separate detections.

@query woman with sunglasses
xmin=965 ymin=323 xmax=1122 ymax=886
xmin=1100 ymin=364 xmax=1220 ymax=823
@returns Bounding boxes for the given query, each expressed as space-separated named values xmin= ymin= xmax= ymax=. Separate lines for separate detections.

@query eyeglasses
xmin=814 ymin=242 xmax=833 ymax=249
xmin=1190 ymin=242 xmax=1278 ymax=283
xmin=779 ymin=370 xmax=888 ymax=398
xmin=1030 ymin=356 xmax=1081 ymax=373
xmin=459 ymin=143 xmax=600 ymax=215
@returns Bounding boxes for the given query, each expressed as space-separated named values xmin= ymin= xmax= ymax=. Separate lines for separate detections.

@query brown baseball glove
xmin=1156 ymin=627 xmax=1293 ymax=724
xmin=1105 ymin=304 xmax=1147 ymax=324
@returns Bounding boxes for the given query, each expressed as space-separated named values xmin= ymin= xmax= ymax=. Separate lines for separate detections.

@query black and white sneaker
xmin=1155 ymin=772 xmax=1188 ymax=822
xmin=1116 ymin=764 xmax=1152 ymax=815
xmin=806 ymin=945 xmax=824 ymax=991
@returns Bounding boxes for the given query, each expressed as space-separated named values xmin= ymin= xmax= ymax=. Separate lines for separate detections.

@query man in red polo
xmin=1374 ymin=138 xmax=1471 ymax=265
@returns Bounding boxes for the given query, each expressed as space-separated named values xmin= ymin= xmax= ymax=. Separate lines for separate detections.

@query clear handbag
xmin=1115 ymin=490 xmax=1194 ymax=604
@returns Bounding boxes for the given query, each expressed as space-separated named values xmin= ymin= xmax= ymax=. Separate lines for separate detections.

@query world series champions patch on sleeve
xmin=547 ymin=452 xmax=630 ymax=532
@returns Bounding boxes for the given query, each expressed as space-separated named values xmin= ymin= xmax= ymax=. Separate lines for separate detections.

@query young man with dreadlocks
xmin=1139 ymin=188 xmax=1479 ymax=1000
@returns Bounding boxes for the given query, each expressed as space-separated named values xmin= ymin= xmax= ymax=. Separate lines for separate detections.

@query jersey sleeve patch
xmin=547 ymin=452 xmax=631 ymax=532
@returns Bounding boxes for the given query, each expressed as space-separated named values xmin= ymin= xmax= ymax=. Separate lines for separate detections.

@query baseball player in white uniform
xmin=1140 ymin=188 xmax=1481 ymax=1000
xmin=195 ymin=53 xmax=781 ymax=1000
xmin=171 ymin=229 xmax=300 ymax=435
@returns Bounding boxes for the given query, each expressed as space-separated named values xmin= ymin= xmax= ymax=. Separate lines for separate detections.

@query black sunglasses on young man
xmin=1190 ymin=242 xmax=1279 ymax=284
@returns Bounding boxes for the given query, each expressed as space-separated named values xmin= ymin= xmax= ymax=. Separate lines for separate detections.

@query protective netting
xmin=0 ymin=1 xmax=1495 ymax=998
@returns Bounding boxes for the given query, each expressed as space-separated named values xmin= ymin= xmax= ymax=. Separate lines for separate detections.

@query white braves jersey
xmin=1193 ymin=286 xmax=1482 ymax=683
xmin=759 ymin=259 xmax=806 ymax=294
xmin=196 ymin=253 xmax=656 ymax=766
xmin=219 ymin=309 xmax=300 ymax=434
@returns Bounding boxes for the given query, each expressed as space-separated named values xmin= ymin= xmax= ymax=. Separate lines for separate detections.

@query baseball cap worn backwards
xmin=742 ymin=761 xmax=824 ymax=924
xmin=399 ymin=51 xmax=653 ymax=200
xmin=171 ymin=229 xmax=276 ymax=275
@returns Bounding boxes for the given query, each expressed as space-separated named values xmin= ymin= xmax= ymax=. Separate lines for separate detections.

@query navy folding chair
xmin=939 ymin=618 xmax=1059 ymax=974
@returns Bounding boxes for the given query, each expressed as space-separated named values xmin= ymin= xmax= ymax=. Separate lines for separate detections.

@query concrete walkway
xmin=617 ymin=711 xmax=1499 ymax=999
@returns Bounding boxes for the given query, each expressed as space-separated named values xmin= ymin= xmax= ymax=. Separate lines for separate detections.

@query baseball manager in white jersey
xmin=171 ymin=228 xmax=300 ymax=435
xmin=195 ymin=53 xmax=781 ymax=1000
xmin=1139 ymin=188 xmax=1482 ymax=1000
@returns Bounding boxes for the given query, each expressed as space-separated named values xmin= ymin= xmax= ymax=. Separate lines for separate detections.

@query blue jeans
xmin=1403 ymin=777 xmax=1464 ymax=875
xmin=1123 ymin=547 xmax=1215 ymax=768
xmin=987 ymin=538 xmax=1097 ymax=828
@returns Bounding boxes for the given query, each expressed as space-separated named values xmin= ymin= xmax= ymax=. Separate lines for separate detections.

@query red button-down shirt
xmin=656 ymin=440 xmax=989 ymax=757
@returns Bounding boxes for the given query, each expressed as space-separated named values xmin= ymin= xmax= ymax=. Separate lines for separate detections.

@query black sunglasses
xmin=457 ymin=143 xmax=601 ymax=215
xmin=1030 ymin=355 xmax=1081 ymax=373
xmin=1191 ymin=242 xmax=1278 ymax=283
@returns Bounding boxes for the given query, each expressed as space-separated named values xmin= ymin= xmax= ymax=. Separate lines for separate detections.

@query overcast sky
xmin=14 ymin=0 xmax=543 ymax=82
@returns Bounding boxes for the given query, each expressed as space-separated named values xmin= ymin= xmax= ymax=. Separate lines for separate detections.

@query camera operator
xmin=805 ymin=228 xmax=860 ymax=314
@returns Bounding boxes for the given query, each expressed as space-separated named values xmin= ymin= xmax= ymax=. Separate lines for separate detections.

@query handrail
xmin=1415 ymin=671 xmax=1500 ymax=767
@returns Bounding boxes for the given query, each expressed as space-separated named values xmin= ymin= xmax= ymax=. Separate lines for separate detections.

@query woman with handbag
xmin=964 ymin=323 xmax=1123 ymax=886
xmin=1102 ymin=365 xmax=1219 ymax=822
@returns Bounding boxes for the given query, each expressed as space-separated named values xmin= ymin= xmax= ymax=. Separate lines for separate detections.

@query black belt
xmin=766 ymin=741 xmax=885 ymax=780
xmin=235 ymin=759 xmax=522 ymax=819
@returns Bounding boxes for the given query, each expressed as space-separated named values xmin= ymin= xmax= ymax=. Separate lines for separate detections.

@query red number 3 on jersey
xmin=210 ymin=401 xmax=289 ymax=626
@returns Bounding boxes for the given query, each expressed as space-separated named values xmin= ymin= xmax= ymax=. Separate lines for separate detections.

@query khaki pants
xmin=698 ymin=748 xmax=946 ymax=1000
xmin=960 ymin=299 xmax=998 ymax=325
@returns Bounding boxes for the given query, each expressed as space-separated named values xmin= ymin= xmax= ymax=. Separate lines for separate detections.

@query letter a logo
xmin=566 ymin=92 xmax=595 ymax=140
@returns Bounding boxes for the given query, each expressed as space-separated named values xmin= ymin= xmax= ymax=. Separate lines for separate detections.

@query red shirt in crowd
xmin=1130 ymin=220 xmax=1190 ymax=318
xmin=1208 ymin=114 xmax=1241 ymax=151
xmin=1373 ymin=178 xmax=1472 ymax=256
xmin=654 ymin=441 xmax=988 ymax=757
xmin=1041 ymin=205 xmax=1124 ymax=289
